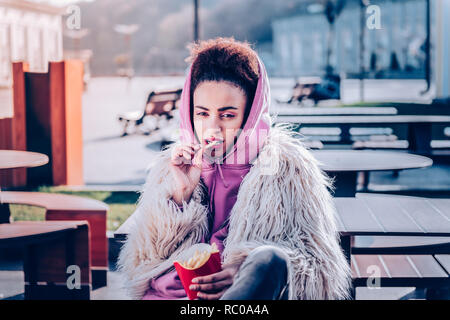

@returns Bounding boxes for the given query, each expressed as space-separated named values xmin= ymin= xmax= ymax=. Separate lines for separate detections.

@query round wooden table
xmin=0 ymin=150 xmax=49 ymax=223
xmin=310 ymin=150 xmax=433 ymax=196
xmin=0 ymin=150 xmax=49 ymax=170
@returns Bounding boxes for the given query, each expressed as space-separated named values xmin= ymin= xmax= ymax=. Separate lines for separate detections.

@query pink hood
xmin=178 ymin=56 xmax=272 ymax=251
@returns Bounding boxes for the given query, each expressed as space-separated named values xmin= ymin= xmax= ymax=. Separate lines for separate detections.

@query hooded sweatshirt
xmin=142 ymin=57 xmax=272 ymax=300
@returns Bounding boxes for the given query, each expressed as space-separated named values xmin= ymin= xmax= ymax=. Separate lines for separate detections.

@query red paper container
xmin=174 ymin=245 xmax=222 ymax=300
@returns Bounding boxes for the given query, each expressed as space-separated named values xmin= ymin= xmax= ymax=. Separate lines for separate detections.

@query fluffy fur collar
xmin=116 ymin=124 xmax=352 ymax=300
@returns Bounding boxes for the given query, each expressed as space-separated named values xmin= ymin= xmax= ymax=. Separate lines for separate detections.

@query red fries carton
xmin=173 ymin=243 xmax=222 ymax=300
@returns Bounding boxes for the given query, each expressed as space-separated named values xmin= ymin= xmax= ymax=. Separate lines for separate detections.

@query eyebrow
xmin=194 ymin=106 xmax=239 ymax=111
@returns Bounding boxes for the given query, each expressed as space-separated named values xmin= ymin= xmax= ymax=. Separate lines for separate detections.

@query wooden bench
xmin=352 ymin=139 xmax=448 ymax=185
xmin=117 ymin=88 xmax=182 ymax=136
xmin=0 ymin=220 xmax=91 ymax=299
xmin=353 ymin=139 xmax=450 ymax=150
xmin=351 ymin=254 xmax=450 ymax=299
xmin=353 ymin=236 xmax=450 ymax=255
xmin=0 ymin=191 xmax=109 ymax=289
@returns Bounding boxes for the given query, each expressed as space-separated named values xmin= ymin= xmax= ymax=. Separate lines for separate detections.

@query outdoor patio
xmin=1 ymin=0 xmax=449 ymax=302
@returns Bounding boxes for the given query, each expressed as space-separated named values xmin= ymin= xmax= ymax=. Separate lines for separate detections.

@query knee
xmin=249 ymin=245 xmax=289 ymax=276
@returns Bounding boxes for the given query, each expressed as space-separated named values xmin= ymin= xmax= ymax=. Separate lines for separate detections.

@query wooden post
xmin=0 ymin=62 xmax=29 ymax=187
xmin=2 ymin=60 xmax=84 ymax=187
xmin=48 ymin=60 xmax=84 ymax=186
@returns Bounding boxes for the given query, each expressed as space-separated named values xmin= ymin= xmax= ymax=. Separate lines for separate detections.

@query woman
xmin=117 ymin=37 xmax=352 ymax=300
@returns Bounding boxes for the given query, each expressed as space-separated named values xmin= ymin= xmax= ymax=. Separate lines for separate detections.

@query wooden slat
xmin=0 ymin=191 xmax=108 ymax=211
xmin=407 ymin=255 xmax=448 ymax=278
xmin=395 ymin=197 xmax=450 ymax=234
xmin=352 ymin=255 xmax=448 ymax=279
xmin=427 ymin=199 xmax=450 ymax=220
xmin=334 ymin=198 xmax=384 ymax=234
xmin=273 ymin=107 xmax=397 ymax=116
xmin=351 ymin=255 xmax=391 ymax=278
xmin=311 ymin=150 xmax=432 ymax=172
xmin=0 ymin=220 xmax=84 ymax=241
xmin=275 ymin=115 xmax=450 ymax=125
xmin=353 ymin=236 xmax=450 ymax=249
xmin=360 ymin=197 xmax=425 ymax=234
xmin=434 ymin=255 xmax=450 ymax=274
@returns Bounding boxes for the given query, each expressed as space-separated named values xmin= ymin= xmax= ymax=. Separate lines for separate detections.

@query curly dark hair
xmin=186 ymin=37 xmax=260 ymax=128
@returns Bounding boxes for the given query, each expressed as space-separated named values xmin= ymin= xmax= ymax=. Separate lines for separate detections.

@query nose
xmin=203 ymin=115 xmax=222 ymax=133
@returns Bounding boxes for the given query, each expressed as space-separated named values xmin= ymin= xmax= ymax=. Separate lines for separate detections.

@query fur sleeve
xmin=223 ymin=125 xmax=352 ymax=300
xmin=116 ymin=145 xmax=209 ymax=299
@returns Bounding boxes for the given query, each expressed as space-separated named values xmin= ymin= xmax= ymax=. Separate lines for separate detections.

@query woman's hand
xmin=170 ymin=142 xmax=203 ymax=206
xmin=190 ymin=264 xmax=240 ymax=300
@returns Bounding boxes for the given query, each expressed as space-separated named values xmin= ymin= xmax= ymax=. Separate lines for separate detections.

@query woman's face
xmin=193 ymin=81 xmax=247 ymax=159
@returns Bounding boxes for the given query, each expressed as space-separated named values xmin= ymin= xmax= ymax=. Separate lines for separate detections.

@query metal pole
xmin=421 ymin=0 xmax=431 ymax=95
xmin=359 ymin=0 xmax=366 ymax=102
xmin=194 ymin=0 xmax=199 ymax=42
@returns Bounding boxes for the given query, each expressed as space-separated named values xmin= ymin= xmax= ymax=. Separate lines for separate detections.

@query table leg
xmin=329 ymin=171 xmax=358 ymax=197
xmin=24 ymin=225 xmax=91 ymax=300
xmin=0 ymin=203 xmax=11 ymax=224
xmin=408 ymin=123 xmax=432 ymax=154
xmin=340 ymin=234 xmax=355 ymax=300
xmin=340 ymin=124 xmax=351 ymax=144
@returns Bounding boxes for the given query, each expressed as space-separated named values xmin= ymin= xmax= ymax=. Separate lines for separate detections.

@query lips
xmin=204 ymin=137 xmax=224 ymax=146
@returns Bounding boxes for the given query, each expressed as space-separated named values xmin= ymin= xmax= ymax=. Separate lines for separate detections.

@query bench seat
xmin=353 ymin=139 xmax=450 ymax=150
xmin=353 ymin=236 xmax=450 ymax=254
xmin=1 ymin=191 xmax=109 ymax=288
xmin=0 ymin=220 xmax=91 ymax=299
xmin=351 ymin=254 xmax=450 ymax=290
xmin=117 ymin=111 xmax=144 ymax=122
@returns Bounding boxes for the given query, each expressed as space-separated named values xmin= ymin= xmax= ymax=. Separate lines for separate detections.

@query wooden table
xmin=275 ymin=115 xmax=450 ymax=154
xmin=0 ymin=150 xmax=49 ymax=170
xmin=272 ymin=106 xmax=397 ymax=116
xmin=311 ymin=150 xmax=433 ymax=197
xmin=114 ymin=195 xmax=450 ymax=261
xmin=0 ymin=150 xmax=49 ymax=222
xmin=0 ymin=220 xmax=91 ymax=300
xmin=334 ymin=195 xmax=450 ymax=264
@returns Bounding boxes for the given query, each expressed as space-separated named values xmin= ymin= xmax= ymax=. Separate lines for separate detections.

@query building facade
xmin=271 ymin=0 xmax=429 ymax=78
xmin=0 ymin=0 xmax=63 ymax=88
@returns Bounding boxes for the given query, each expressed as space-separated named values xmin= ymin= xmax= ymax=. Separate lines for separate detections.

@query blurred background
xmin=0 ymin=0 xmax=449 ymax=300
xmin=0 ymin=0 xmax=449 ymax=217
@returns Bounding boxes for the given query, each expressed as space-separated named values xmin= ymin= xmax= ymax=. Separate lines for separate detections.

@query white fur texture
xmin=116 ymin=125 xmax=352 ymax=300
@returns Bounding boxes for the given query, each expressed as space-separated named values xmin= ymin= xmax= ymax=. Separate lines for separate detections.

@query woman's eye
xmin=196 ymin=112 xmax=208 ymax=116
xmin=221 ymin=114 xmax=235 ymax=118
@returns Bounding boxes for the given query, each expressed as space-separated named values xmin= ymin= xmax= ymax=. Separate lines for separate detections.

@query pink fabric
xmin=142 ymin=57 xmax=272 ymax=300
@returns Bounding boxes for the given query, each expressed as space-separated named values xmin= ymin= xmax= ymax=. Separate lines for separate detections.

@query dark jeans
xmin=220 ymin=245 xmax=290 ymax=300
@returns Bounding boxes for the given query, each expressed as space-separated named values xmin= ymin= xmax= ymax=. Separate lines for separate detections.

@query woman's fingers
xmin=171 ymin=143 xmax=202 ymax=166
xmin=190 ymin=278 xmax=232 ymax=293
xmin=180 ymin=145 xmax=195 ymax=154
xmin=192 ymin=269 xmax=231 ymax=284
xmin=192 ymin=144 xmax=203 ymax=169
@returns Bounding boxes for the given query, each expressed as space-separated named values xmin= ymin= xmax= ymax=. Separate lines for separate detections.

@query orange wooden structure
xmin=0 ymin=60 xmax=84 ymax=187
xmin=0 ymin=62 xmax=28 ymax=187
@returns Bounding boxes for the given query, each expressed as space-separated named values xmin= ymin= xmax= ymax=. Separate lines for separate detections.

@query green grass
xmin=9 ymin=186 xmax=140 ymax=231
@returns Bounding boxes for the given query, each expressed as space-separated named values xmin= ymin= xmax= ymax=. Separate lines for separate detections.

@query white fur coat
xmin=116 ymin=125 xmax=352 ymax=300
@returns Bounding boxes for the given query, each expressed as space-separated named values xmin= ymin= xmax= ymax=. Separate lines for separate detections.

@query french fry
xmin=178 ymin=244 xmax=219 ymax=269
